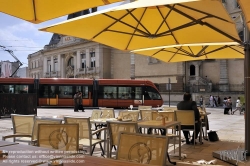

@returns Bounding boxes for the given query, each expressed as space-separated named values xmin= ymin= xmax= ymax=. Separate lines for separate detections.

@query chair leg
xmin=167 ymin=152 xmax=176 ymax=165
xmin=91 ymin=144 xmax=96 ymax=156
xmin=99 ymin=143 xmax=105 ymax=158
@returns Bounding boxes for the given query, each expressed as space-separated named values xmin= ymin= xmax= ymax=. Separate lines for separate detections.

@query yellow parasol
xmin=0 ymin=0 xmax=124 ymax=23
xmin=238 ymin=0 xmax=250 ymax=30
xmin=132 ymin=42 xmax=244 ymax=62
xmin=40 ymin=0 xmax=242 ymax=51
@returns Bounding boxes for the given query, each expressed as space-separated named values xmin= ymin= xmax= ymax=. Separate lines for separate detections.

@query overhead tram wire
xmin=0 ymin=45 xmax=23 ymax=77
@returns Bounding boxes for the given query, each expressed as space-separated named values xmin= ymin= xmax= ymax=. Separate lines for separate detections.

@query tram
xmin=0 ymin=78 xmax=163 ymax=108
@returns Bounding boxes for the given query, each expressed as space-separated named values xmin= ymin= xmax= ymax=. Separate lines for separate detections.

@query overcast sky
xmin=0 ymin=2 xmax=122 ymax=67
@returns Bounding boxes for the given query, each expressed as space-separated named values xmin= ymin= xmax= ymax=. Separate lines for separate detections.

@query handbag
xmin=208 ymin=131 xmax=219 ymax=142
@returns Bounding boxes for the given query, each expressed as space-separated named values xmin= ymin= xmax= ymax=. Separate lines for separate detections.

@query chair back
xmin=138 ymin=105 xmax=152 ymax=110
xmin=37 ymin=123 xmax=79 ymax=151
xmin=152 ymin=111 xmax=175 ymax=121
xmin=90 ymin=110 xmax=102 ymax=120
xmin=139 ymin=110 xmax=153 ymax=121
xmin=117 ymin=132 xmax=168 ymax=165
xmin=107 ymin=121 xmax=139 ymax=146
xmin=11 ymin=114 xmax=35 ymax=135
xmin=100 ymin=108 xmax=115 ymax=118
xmin=64 ymin=117 xmax=91 ymax=139
xmin=175 ymin=110 xmax=195 ymax=125
xmin=119 ymin=111 xmax=139 ymax=122
xmin=163 ymin=107 xmax=177 ymax=112
xmin=32 ymin=118 xmax=62 ymax=140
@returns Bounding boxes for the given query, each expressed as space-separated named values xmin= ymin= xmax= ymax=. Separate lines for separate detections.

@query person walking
xmin=232 ymin=97 xmax=241 ymax=115
xmin=227 ymin=96 xmax=233 ymax=115
xmin=78 ymin=91 xmax=84 ymax=112
xmin=223 ymin=97 xmax=229 ymax=115
xmin=200 ymin=96 xmax=203 ymax=106
xmin=210 ymin=95 xmax=214 ymax=107
xmin=74 ymin=91 xmax=80 ymax=112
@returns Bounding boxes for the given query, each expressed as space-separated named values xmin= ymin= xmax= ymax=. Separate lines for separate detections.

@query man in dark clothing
xmin=177 ymin=93 xmax=201 ymax=144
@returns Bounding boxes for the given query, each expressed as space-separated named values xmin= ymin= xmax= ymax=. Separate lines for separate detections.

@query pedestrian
xmin=210 ymin=95 xmax=214 ymax=107
xmin=74 ymin=91 xmax=80 ymax=112
xmin=227 ymin=96 xmax=233 ymax=115
xmin=218 ymin=96 xmax=221 ymax=106
xmin=200 ymin=96 xmax=203 ymax=106
xmin=223 ymin=97 xmax=229 ymax=115
xmin=78 ymin=91 xmax=84 ymax=112
xmin=232 ymin=97 xmax=241 ymax=115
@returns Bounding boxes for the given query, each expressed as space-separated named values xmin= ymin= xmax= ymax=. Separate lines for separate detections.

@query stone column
xmin=195 ymin=64 xmax=199 ymax=80
xmin=51 ymin=57 xmax=54 ymax=72
xmin=61 ymin=54 xmax=65 ymax=78
xmin=130 ymin=53 xmax=135 ymax=79
xmin=43 ymin=57 xmax=47 ymax=76
xmin=57 ymin=54 xmax=61 ymax=77
xmin=219 ymin=60 xmax=229 ymax=91
xmin=73 ymin=52 xmax=77 ymax=78
xmin=76 ymin=50 xmax=80 ymax=70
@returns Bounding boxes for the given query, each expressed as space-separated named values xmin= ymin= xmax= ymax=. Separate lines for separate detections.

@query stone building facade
xmin=27 ymin=0 xmax=244 ymax=99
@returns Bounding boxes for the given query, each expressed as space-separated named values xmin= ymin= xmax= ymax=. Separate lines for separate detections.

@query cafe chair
xmin=119 ymin=110 xmax=140 ymax=122
xmin=30 ymin=117 xmax=63 ymax=145
xmin=139 ymin=110 xmax=153 ymax=134
xmin=107 ymin=121 xmax=139 ymax=158
xmin=100 ymin=108 xmax=115 ymax=118
xmin=175 ymin=110 xmax=200 ymax=148
xmin=2 ymin=114 xmax=35 ymax=143
xmin=138 ymin=105 xmax=152 ymax=111
xmin=90 ymin=109 xmax=102 ymax=132
xmin=64 ymin=116 xmax=107 ymax=156
xmin=163 ymin=107 xmax=177 ymax=112
xmin=37 ymin=123 xmax=79 ymax=151
xmin=116 ymin=132 xmax=170 ymax=165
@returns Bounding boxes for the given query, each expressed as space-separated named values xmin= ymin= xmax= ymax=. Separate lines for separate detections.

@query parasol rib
xmin=32 ymin=0 xmax=37 ymax=22
xmin=196 ymin=45 xmax=209 ymax=57
xmin=168 ymin=46 xmax=183 ymax=62
xmin=156 ymin=5 xmax=179 ymax=44
xmin=125 ymin=8 xmax=147 ymax=50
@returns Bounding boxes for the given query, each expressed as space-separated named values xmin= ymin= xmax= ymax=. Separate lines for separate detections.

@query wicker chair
xmin=139 ymin=109 xmax=153 ymax=121
xmin=107 ymin=121 xmax=139 ymax=158
xmin=163 ymin=107 xmax=177 ymax=112
xmin=119 ymin=110 xmax=139 ymax=122
xmin=100 ymin=108 xmax=115 ymax=118
xmin=138 ymin=105 xmax=152 ymax=111
xmin=90 ymin=110 xmax=102 ymax=120
xmin=175 ymin=110 xmax=198 ymax=148
xmin=2 ymin=114 xmax=35 ymax=143
xmin=37 ymin=123 xmax=79 ymax=151
xmin=64 ymin=116 xmax=107 ymax=156
xmin=116 ymin=132 xmax=168 ymax=165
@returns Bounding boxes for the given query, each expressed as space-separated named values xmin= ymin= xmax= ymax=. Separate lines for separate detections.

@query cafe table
xmin=138 ymin=120 xmax=181 ymax=160
xmin=39 ymin=154 xmax=159 ymax=166
xmin=0 ymin=144 xmax=76 ymax=166
xmin=0 ymin=140 xmax=18 ymax=147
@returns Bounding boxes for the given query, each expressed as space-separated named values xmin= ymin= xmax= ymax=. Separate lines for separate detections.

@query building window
xmin=54 ymin=58 xmax=58 ymax=71
xmin=148 ymin=57 xmax=159 ymax=64
xmin=90 ymin=49 xmax=95 ymax=68
xmin=190 ymin=65 xmax=195 ymax=76
xmin=81 ymin=51 xmax=86 ymax=68
xmin=36 ymin=61 xmax=38 ymax=68
xmin=47 ymin=60 xmax=51 ymax=72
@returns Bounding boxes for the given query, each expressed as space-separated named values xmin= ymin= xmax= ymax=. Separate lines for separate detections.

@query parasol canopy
xmin=0 ymin=0 xmax=124 ymax=23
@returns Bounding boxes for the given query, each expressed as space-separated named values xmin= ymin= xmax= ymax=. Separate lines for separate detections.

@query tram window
xmin=59 ymin=86 xmax=73 ymax=98
xmin=118 ymin=87 xmax=132 ymax=99
xmin=103 ymin=86 xmax=117 ymax=99
xmin=0 ymin=85 xmax=14 ymax=93
xmin=39 ymin=85 xmax=48 ymax=98
xmin=145 ymin=86 xmax=161 ymax=100
xmin=15 ymin=85 xmax=28 ymax=94
xmin=75 ymin=86 xmax=88 ymax=99
xmin=135 ymin=87 xmax=142 ymax=99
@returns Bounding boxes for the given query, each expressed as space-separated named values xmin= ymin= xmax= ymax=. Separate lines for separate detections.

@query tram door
xmin=46 ymin=85 xmax=58 ymax=106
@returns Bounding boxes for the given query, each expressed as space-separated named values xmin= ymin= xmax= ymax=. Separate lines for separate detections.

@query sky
xmin=0 ymin=2 xmax=123 ymax=67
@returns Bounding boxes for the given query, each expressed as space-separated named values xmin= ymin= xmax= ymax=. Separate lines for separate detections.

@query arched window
xmin=190 ymin=65 xmax=195 ymax=76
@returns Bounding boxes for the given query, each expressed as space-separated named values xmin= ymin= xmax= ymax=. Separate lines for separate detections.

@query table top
xmin=138 ymin=120 xmax=180 ymax=128
xmin=0 ymin=141 xmax=18 ymax=147
xmin=90 ymin=118 xmax=117 ymax=124
xmin=0 ymin=144 xmax=77 ymax=166
xmin=39 ymin=155 xmax=158 ymax=166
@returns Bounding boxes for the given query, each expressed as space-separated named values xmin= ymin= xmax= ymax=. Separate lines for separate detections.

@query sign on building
xmin=1 ymin=62 xmax=12 ymax=78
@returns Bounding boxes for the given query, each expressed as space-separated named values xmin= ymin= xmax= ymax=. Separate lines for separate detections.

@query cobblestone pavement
xmin=0 ymin=106 xmax=248 ymax=165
